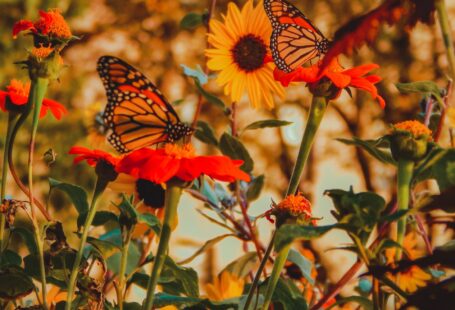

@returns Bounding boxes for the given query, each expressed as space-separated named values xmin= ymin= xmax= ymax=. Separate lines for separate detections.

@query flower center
xmin=6 ymin=79 xmax=30 ymax=97
xmin=164 ymin=143 xmax=195 ymax=159
xmin=136 ymin=179 xmax=165 ymax=208
xmin=231 ymin=34 xmax=267 ymax=72
xmin=31 ymin=45 xmax=53 ymax=59
xmin=394 ymin=120 xmax=432 ymax=138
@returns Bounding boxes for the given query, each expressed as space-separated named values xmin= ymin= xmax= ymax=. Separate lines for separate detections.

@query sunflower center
xmin=231 ymin=34 xmax=267 ymax=72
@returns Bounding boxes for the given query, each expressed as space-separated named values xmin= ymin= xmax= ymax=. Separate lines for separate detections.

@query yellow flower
xmin=205 ymin=0 xmax=285 ymax=109
xmin=385 ymin=232 xmax=431 ymax=293
xmin=205 ymin=271 xmax=245 ymax=301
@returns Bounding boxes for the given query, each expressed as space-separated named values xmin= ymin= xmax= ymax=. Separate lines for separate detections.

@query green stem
xmin=244 ymin=96 xmax=328 ymax=310
xmin=27 ymin=77 xmax=49 ymax=310
xmin=118 ymin=228 xmax=133 ymax=310
xmin=65 ymin=177 xmax=107 ymax=310
xmin=142 ymin=184 xmax=182 ymax=310
xmin=0 ymin=114 xmax=18 ymax=256
xmin=436 ymin=0 xmax=455 ymax=81
xmin=395 ymin=159 xmax=414 ymax=261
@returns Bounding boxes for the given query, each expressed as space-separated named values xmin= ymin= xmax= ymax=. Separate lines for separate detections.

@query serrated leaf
xmin=396 ymin=81 xmax=444 ymax=108
xmin=246 ymin=175 xmax=264 ymax=202
xmin=181 ymin=64 xmax=208 ymax=85
xmin=180 ymin=12 xmax=204 ymax=30
xmin=287 ymin=249 xmax=314 ymax=284
xmin=243 ymin=119 xmax=292 ymax=132
xmin=219 ymin=133 xmax=253 ymax=172
xmin=49 ymin=178 xmax=89 ymax=214
xmin=194 ymin=80 xmax=226 ymax=110
xmin=337 ymin=137 xmax=396 ymax=165
xmin=195 ymin=121 xmax=219 ymax=146
xmin=275 ymin=224 xmax=336 ymax=252
xmin=179 ymin=234 xmax=236 ymax=264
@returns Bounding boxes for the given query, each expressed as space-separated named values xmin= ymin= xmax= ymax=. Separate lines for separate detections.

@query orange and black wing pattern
xmin=264 ymin=0 xmax=330 ymax=73
xmin=97 ymin=56 xmax=192 ymax=153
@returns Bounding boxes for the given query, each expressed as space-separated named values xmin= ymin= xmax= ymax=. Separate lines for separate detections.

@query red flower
xmin=69 ymin=146 xmax=119 ymax=167
xmin=116 ymin=144 xmax=251 ymax=184
xmin=274 ymin=58 xmax=385 ymax=108
xmin=13 ymin=9 xmax=72 ymax=39
xmin=0 ymin=79 xmax=67 ymax=119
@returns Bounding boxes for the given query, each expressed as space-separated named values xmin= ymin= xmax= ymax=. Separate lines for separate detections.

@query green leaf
xmin=287 ymin=249 xmax=314 ymax=284
xmin=77 ymin=211 xmax=118 ymax=229
xmin=222 ymin=252 xmax=258 ymax=278
xmin=195 ymin=121 xmax=219 ymax=146
xmin=179 ymin=234 xmax=236 ymax=264
xmin=49 ymin=178 xmax=89 ymax=214
xmin=243 ymin=119 xmax=292 ymax=132
xmin=194 ymin=80 xmax=226 ymax=110
xmin=11 ymin=227 xmax=38 ymax=255
xmin=152 ymin=292 xmax=241 ymax=309
xmin=275 ymin=224 xmax=336 ymax=252
xmin=260 ymin=278 xmax=307 ymax=310
xmin=0 ymin=267 xmax=35 ymax=300
xmin=246 ymin=175 xmax=264 ymax=202
xmin=0 ymin=250 xmax=22 ymax=268
xmin=86 ymin=236 xmax=121 ymax=259
xmin=396 ymin=81 xmax=445 ymax=108
xmin=180 ymin=12 xmax=204 ymax=30
xmin=430 ymin=148 xmax=455 ymax=190
xmin=137 ymin=213 xmax=161 ymax=234
xmin=326 ymin=296 xmax=373 ymax=310
xmin=219 ymin=133 xmax=254 ymax=172
xmin=161 ymin=256 xmax=199 ymax=297
xmin=181 ymin=64 xmax=208 ymax=85
xmin=123 ymin=302 xmax=142 ymax=310
xmin=337 ymin=137 xmax=396 ymax=165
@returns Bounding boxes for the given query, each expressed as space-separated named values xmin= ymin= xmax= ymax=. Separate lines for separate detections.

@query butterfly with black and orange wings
xmin=97 ymin=56 xmax=193 ymax=153
xmin=264 ymin=0 xmax=331 ymax=73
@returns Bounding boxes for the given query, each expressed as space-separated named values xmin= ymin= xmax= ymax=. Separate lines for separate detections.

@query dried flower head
xmin=275 ymin=192 xmax=312 ymax=218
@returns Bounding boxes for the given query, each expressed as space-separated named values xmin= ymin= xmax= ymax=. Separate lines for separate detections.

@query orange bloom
xmin=275 ymin=192 xmax=312 ymax=219
xmin=205 ymin=271 xmax=245 ymax=301
xmin=69 ymin=146 xmax=119 ymax=167
xmin=0 ymin=79 xmax=67 ymax=119
xmin=116 ymin=144 xmax=251 ymax=184
xmin=31 ymin=45 xmax=54 ymax=58
xmin=274 ymin=58 xmax=385 ymax=108
xmin=393 ymin=120 xmax=432 ymax=139
xmin=13 ymin=9 xmax=72 ymax=39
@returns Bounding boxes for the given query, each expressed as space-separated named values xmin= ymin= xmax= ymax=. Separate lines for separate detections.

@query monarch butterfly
xmin=264 ymin=0 xmax=330 ymax=73
xmin=97 ymin=56 xmax=193 ymax=153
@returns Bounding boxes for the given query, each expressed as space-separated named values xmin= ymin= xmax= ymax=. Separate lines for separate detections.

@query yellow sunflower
xmin=205 ymin=0 xmax=285 ymax=109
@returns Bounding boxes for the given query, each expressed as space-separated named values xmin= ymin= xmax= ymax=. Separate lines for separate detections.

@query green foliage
xmin=0 ymin=266 xmax=35 ymax=300
xmin=49 ymin=178 xmax=89 ymax=214
xmin=246 ymin=174 xmax=265 ymax=202
xmin=180 ymin=12 xmax=206 ymax=30
xmin=396 ymin=81 xmax=445 ymax=107
xmin=219 ymin=133 xmax=254 ymax=172
xmin=242 ymin=119 xmax=292 ymax=132
xmin=274 ymin=224 xmax=336 ymax=252
xmin=222 ymin=252 xmax=259 ymax=278
xmin=287 ymin=249 xmax=314 ymax=284
xmin=195 ymin=120 xmax=219 ymax=146
xmin=337 ymin=137 xmax=396 ymax=165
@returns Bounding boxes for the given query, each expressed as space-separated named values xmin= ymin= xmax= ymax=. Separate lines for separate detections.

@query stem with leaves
xmin=142 ymin=184 xmax=182 ymax=310
xmin=26 ymin=77 xmax=50 ymax=310
xmin=65 ymin=177 xmax=107 ymax=310
xmin=244 ymin=95 xmax=328 ymax=310
xmin=117 ymin=227 xmax=133 ymax=310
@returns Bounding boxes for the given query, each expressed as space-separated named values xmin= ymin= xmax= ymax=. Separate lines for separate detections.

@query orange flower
xmin=69 ymin=146 xmax=119 ymax=167
xmin=275 ymin=192 xmax=312 ymax=219
xmin=393 ymin=120 xmax=432 ymax=139
xmin=31 ymin=45 xmax=54 ymax=59
xmin=205 ymin=271 xmax=245 ymax=301
xmin=13 ymin=9 xmax=72 ymax=39
xmin=0 ymin=79 xmax=67 ymax=119
xmin=116 ymin=144 xmax=251 ymax=184
xmin=274 ymin=58 xmax=385 ymax=108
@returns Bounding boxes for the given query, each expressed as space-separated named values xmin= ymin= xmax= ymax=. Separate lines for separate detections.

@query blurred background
xmin=0 ymin=0 xmax=454 ymax=299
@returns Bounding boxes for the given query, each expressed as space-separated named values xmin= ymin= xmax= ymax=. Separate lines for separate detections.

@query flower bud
xmin=95 ymin=160 xmax=118 ymax=183
xmin=390 ymin=120 xmax=432 ymax=162
xmin=270 ymin=192 xmax=314 ymax=227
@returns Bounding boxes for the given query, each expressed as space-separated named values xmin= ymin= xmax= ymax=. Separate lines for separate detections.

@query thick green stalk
xmin=0 ymin=114 xmax=18 ymax=256
xmin=395 ymin=159 xmax=414 ymax=260
xmin=27 ymin=77 xmax=49 ymax=310
xmin=243 ymin=96 xmax=328 ymax=310
xmin=65 ymin=178 xmax=107 ymax=310
xmin=436 ymin=0 xmax=455 ymax=81
xmin=117 ymin=228 xmax=133 ymax=310
xmin=142 ymin=184 xmax=182 ymax=310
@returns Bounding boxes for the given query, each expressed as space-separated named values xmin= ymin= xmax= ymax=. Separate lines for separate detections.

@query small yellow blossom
xmin=205 ymin=271 xmax=245 ymax=301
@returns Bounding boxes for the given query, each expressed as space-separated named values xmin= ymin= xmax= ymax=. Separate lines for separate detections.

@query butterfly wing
xmin=264 ymin=0 xmax=329 ymax=72
xmin=97 ymin=56 xmax=190 ymax=153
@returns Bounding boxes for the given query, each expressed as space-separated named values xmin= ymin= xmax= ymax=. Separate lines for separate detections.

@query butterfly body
xmin=97 ymin=56 xmax=192 ymax=153
xmin=264 ymin=0 xmax=330 ymax=73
